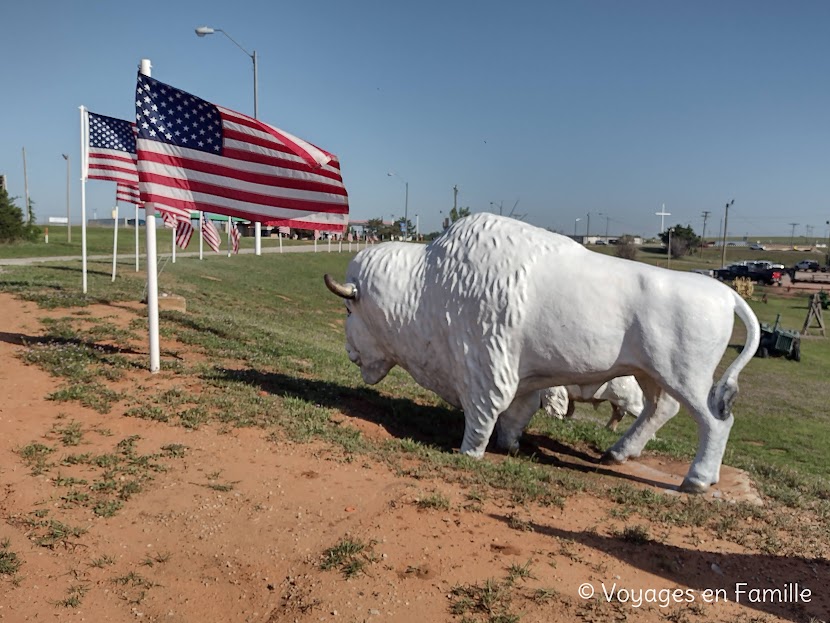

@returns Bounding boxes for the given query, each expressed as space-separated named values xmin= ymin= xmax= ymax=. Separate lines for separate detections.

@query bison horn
xmin=324 ymin=274 xmax=357 ymax=300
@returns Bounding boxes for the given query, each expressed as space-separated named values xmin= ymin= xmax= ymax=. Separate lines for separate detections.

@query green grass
xmin=2 ymin=246 xmax=830 ymax=556
xmin=0 ymin=539 xmax=22 ymax=576
xmin=320 ymin=538 xmax=373 ymax=578
xmin=0 ymin=223 xmax=311 ymax=260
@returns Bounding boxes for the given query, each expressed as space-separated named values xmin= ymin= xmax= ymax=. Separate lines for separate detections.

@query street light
xmin=195 ymin=25 xmax=262 ymax=253
xmin=574 ymin=217 xmax=581 ymax=238
xmin=61 ymin=154 xmax=71 ymax=242
xmin=387 ymin=172 xmax=409 ymax=240
xmin=195 ymin=26 xmax=258 ymax=118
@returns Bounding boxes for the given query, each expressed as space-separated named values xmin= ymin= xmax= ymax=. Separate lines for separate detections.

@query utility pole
xmin=452 ymin=185 xmax=458 ymax=216
xmin=586 ymin=212 xmax=591 ymax=239
xmin=720 ymin=199 xmax=734 ymax=268
xmin=700 ymin=211 xmax=711 ymax=257
xmin=62 ymin=154 xmax=72 ymax=242
xmin=667 ymin=227 xmax=674 ymax=269
xmin=789 ymin=222 xmax=799 ymax=249
xmin=22 ymin=147 xmax=31 ymax=224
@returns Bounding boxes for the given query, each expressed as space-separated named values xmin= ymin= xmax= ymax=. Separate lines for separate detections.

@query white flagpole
xmin=172 ymin=224 xmax=176 ymax=263
xmin=111 ymin=205 xmax=119 ymax=282
xmin=227 ymin=219 xmax=232 ymax=257
xmin=339 ymin=236 xmax=342 ymax=253
xmin=140 ymin=58 xmax=160 ymax=373
xmin=79 ymin=106 xmax=89 ymax=293
xmin=279 ymin=231 xmax=283 ymax=253
xmin=199 ymin=211 xmax=204 ymax=260
xmin=328 ymin=235 xmax=331 ymax=253
xmin=314 ymin=234 xmax=318 ymax=252
xmin=134 ymin=205 xmax=139 ymax=271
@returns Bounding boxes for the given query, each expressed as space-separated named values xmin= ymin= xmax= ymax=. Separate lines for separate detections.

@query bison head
xmin=324 ymin=274 xmax=395 ymax=385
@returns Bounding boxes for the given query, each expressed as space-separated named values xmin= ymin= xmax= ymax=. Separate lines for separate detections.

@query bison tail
xmin=708 ymin=292 xmax=761 ymax=420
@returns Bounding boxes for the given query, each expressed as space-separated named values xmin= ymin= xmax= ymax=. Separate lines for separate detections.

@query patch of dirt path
xmin=0 ymin=293 xmax=826 ymax=623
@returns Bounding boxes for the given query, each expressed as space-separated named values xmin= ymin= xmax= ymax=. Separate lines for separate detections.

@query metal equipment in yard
xmin=756 ymin=314 xmax=802 ymax=361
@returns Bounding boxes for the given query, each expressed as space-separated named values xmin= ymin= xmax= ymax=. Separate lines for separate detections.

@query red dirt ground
xmin=0 ymin=293 xmax=827 ymax=623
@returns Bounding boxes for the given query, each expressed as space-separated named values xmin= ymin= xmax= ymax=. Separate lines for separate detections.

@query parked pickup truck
xmin=714 ymin=263 xmax=783 ymax=285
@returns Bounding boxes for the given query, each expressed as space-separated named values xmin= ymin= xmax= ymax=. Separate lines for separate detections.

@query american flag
xmin=278 ymin=225 xmax=290 ymax=236
xmin=201 ymin=213 xmax=221 ymax=252
xmin=116 ymin=182 xmax=141 ymax=205
xmin=134 ymin=73 xmax=349 ymax=231
xmin=230 ymin=220 xmax=241 ymax=254
xmin=162 ymin=212 xmax=194 ymax=249
xmin=347 ymin=232 xmax=353 ymax=243
xmin=314 ymin=229 xmax=320 ymax=240
xmin=85 ymin=111 xmax=139 ymax=186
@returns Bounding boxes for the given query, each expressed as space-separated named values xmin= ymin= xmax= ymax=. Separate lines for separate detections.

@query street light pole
xmin=387 ymin=172 xmax=409 ymax=240
xmin=574 ymin=218 xmax=581 ymax=238
xmin=721 ymin=199 xmax=734 ymax=268
xmin=195 ymin=25 xmax=261 ymax=253
xmin=62 ymin=154 xmax=71 ymax=242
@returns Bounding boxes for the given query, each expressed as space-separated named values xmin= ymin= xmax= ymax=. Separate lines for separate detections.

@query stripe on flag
xmin=116 ymin=183 xmax=141 ymax=205
xmin=230 ymin=220 xmax=241 ymax=254
xmin=162 ymin=212 xmax=194 ymax=249
xmin=201 ymin=213 xmax=221 ymax=253
xmin=135 ymin=73 xmax=349 ymax=232
xmin=86 ymin=111 xmax=139 ymax=186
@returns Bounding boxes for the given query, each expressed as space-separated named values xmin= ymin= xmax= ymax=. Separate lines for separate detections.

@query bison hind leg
xmin=603 ymin=378 xmax=679 ymax=464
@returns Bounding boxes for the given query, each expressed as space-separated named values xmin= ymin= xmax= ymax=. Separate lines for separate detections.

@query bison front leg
xmin=458 ymin=405 xmax=500 ymax=458
xmin=495 ymin=391 xmax=542 ymax=454
xmin=605 ymin=404 xmax=625 ymax=432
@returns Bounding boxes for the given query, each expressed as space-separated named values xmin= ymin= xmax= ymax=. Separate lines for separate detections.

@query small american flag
xmin=134 ymin=73 xmax=349 ymax=231
xmin=230 ymin=220 xmax=241 ymax=254
xmin=162 ymin=212 xmax=194 ymax=249
xmin=347 ymin=232 xmax=353 ymax=243
xmin=278 ymin=225 xmax=290 ymax=236
xmin=116 ymin=183 xmax=141 ymax=205
xmin=201 ymin=213 xmax=221 ymax=252
xmin=314 ymin=230 xmax=320 ymax=240
xmin=85 ymin=111 xmax=138 ymax=186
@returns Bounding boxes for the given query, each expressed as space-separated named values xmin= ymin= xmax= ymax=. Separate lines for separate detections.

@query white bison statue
xmin=541 ymin=376 xmax=645 ymax=431
xmin=324 ymin=214 xmax=759 ymax=493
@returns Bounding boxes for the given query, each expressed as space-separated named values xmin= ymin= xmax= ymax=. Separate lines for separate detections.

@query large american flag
xmin=134 ymin=73 xmax=349 ymax=231
xmin=116 ymin=182 xmax=141 ymax=205
xmin=85 ymin=111 xmax=139 ymax=186
xmin=201 ymin=213 xmax=221 ymax=253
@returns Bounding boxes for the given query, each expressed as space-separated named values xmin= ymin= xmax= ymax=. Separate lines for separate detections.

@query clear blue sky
xmin=2 ymin=0 xmax=829 ymax=238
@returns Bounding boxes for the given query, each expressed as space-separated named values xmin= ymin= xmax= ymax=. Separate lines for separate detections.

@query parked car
xmin=794 ymin=260 xmax=820 ymax=272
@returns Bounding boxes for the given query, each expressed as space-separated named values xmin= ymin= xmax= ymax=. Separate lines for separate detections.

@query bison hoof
xmin=600 ymin=451 xmax=626 ymax=465
xmin=679 ymin=478 xmax=710 ymax=494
